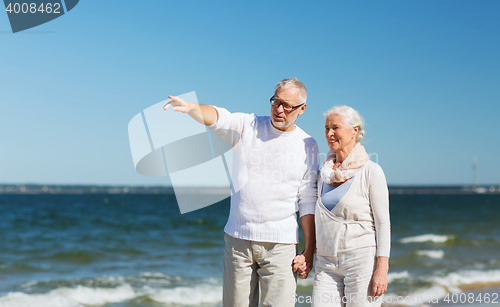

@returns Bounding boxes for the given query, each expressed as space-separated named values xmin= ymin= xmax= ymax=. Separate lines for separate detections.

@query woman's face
xmin=325 ymin=113 xmax=358 ymax=153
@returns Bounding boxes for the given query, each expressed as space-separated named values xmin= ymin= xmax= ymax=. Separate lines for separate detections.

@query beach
xmin=0 ymin=188 xmax=499 ymax=306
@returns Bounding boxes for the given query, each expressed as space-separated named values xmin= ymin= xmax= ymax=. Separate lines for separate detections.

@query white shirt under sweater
xmin=208 ymin=107 xmax=319 ymax=244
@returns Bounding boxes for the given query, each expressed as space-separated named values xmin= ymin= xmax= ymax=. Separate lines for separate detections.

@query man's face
xmin=270 ymin=87 xmax=306 ymax=132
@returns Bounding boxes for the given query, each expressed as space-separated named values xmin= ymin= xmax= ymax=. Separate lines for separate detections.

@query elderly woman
xmin=297 ymin=105 xmax=390 ymax=307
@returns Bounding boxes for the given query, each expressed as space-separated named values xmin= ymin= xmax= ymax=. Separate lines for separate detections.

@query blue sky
xmin=1 ymin=0 xmax=499 ymax=186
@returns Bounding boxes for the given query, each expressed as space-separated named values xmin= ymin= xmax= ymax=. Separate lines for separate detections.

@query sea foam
xmin=416 ymin=250 xmax=445 ymax=259
xmin=399 ymin=234 xmax=453 ymax=243
xmin=0 ymin=284 xmax=136 ymax=307
xmin=148 ymin=284 xmax=222 ymax=305
xmin=2 ymin=273 xmax=226 ymax=307
xmin=384 ymin=269 xmax=500 ymax=306
xmin=432 ymin=269 xmax=500 ymax=289
xmin=387 ymin=271 xmax=410 ymax=283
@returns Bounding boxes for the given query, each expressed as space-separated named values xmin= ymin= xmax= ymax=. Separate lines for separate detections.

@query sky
xmin=1 ymin=0 xmax=499 ymax=187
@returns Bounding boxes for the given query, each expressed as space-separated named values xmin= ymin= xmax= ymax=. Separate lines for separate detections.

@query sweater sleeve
xmin=208 ymin=107 xmax=253 ymax=148
xmin=297 ymin=138 xmax=319 ymax=217
xmin=369 ymin=163 xmax=391 ymax=257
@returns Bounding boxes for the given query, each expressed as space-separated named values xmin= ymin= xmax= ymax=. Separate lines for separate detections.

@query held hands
xmin=293 ymin=253 xmax=313 ymax=279
xmin=163 ymin=95 xmax=194 ymax=113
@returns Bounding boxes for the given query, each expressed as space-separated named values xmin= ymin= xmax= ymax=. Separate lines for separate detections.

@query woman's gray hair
xmin=324 ymin=105 xmax=365 ymax=142
xmin=274 ymin=78 xmax=307 ymax=105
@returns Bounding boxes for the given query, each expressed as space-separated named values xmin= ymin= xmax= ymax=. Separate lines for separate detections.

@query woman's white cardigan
xmin=315 ymin=160 xmax=391 ymax=257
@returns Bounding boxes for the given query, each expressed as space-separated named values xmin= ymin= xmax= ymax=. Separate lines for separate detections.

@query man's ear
xmin=298 ymin=103 xmax=307 ymax=115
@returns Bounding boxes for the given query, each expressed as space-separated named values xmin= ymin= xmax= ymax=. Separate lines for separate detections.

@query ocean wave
xmin=133 ymin=272 xmax=178 ymax=286
xmin=19 ymin=272 xmax=185 ymax=291
xmin=432 ymin=269 xmax=500 ymax=290
xmin=384 ymin=269 xmax=500 ymax=306
xmin=399 ymin=234 xmax=453 ymax=243
xmin=2 ymin=273 xmax=224 ymax=307
xmin=416 ymin=250 xmax=445 ymax=259
xmin=148 ymin=284 xmax=222 ymax=305
xmin=0 ymin=284 xmax=136 ymax=307
xmin=387 ymin=271 xmax=410 ymax=283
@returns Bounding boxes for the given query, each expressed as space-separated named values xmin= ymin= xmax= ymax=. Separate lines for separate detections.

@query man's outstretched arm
xmin=163 ymin=95 xmax=218 ymax=126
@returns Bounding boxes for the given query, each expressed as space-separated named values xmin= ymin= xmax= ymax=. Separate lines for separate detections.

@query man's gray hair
xmin=274 ymin=78 xmax=307 ymax=105
xmin=324 ymin=105 xmax=365 ymax=143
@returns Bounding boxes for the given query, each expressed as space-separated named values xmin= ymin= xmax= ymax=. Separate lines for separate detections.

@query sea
xmin=0 ymin=188 xmax=499 ymax=307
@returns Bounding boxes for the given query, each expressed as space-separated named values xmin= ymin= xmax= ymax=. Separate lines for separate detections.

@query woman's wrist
xmin=375 ymin=256 xmax=389 ymax=273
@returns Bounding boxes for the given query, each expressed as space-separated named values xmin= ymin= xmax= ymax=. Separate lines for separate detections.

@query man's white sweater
xmin=209 ymin=107 xmax=318 ymax=244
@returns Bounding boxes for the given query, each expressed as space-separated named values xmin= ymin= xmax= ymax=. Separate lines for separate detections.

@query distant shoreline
xmin=0 ymin=184 xmax=499 ymax=195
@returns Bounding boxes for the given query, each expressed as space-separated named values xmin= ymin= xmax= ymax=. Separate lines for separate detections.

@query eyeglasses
xmin=270 ymin=96 xmax=305 ymax=111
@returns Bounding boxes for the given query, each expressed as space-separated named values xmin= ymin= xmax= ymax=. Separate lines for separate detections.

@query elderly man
xmin=164 ymin=78 xmax=318 ymax=307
